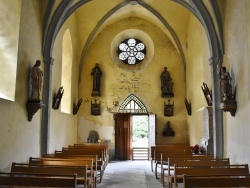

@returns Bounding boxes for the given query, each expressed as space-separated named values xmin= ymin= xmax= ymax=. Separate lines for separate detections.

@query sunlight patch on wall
xmin=247 ymin=1 xmax=250 ymax=100
xmin=61 ymin=29 xmax=72 ymax=113
xmin=0 ymin=1 xmax=21 ymax=101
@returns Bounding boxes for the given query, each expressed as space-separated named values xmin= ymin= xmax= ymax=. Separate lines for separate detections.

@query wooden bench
xmin=73 ymin=143 xmax=109 ymax=160
xmin=29 ymin=157 xmax=95 ymax=187
xmin=183 ymin=174 xmax=250 ymax=187
xmin=0 ymin=172 xmax=77 ymax=187
xmin=171 ymin=164 xmax=249 ymax=188
xmin=154 ymin=151 xmax=201 ymax=179
xmin=11 ymin=162 xmax=89 ymax=187
xmin=42 ymin=154 xmax=104 ymax=183
xmin=67 ymin=145 xmax=108 ymax=172
xmin=63 ymin=146 xmax=107 ymax=163
xmin=151 ymin=145 xmax=191 ymax=172
xmin=56 ymin=149 xmax=105 ymax=182
xmin=164 ymin=158 xmax=230 ymax=187
xmin=60 ymin=148 xmax=106 ymax=169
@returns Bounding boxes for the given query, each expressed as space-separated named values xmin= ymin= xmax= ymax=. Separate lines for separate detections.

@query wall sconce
xmin=107 ymin=101 xmax=119 ymax=113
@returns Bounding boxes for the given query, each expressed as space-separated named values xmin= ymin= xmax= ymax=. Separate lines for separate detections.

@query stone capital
xmin=43 ymin=56 xmax=54 ymax=65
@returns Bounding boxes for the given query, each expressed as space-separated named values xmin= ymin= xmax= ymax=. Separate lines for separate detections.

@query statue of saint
xmin=91 ymin=63 xmax=102 ymax=96
xmin=218 ymin=66 xmax=232 ymax=101
xmin=160 ymin=67 xmax=174 ymax=97
xmin=30 ymin=60 xmax=43 ymax=100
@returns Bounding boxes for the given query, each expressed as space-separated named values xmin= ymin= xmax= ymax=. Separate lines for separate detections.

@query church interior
xmin=1 ymin=0 xmax=250 ymax=185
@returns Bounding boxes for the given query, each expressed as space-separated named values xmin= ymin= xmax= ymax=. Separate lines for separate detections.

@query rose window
xmin=118 ymin=38 xmax=146 ymax=65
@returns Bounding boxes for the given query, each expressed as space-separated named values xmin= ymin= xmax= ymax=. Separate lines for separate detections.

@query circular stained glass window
xmin=118 ymin=38 xmax=146 ymax=65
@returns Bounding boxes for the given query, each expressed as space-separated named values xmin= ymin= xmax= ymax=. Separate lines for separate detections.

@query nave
xmin=98 ymin=160 xmax=162 ymax=188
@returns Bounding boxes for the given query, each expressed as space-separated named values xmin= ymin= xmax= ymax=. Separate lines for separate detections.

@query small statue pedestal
xmin=26 ymin=100 xmax=45 ymax=121
xmin=220 ymin=100 xmax=237 ymax=117
xmin=91 ymin=91 xmax=101 ymax=97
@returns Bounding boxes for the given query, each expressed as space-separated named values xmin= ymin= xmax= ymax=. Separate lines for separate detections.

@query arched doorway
xmin=114 ymin=94 xmax=156 ymax=160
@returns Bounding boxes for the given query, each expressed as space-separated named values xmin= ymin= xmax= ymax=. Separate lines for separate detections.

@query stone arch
xmin=42 ymin=0 xmax=223 ymax=157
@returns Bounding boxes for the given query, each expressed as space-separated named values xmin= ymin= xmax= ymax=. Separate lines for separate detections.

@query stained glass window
xmin=118 ymin=38 xmax=146 ymax=65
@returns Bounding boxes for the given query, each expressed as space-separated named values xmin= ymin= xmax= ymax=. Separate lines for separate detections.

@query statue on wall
xmin=218 ymin=66 xmax=233 ymax=102
xmin=217 ymin=63 xmax=237 ymax=116
xmin=26 ymin=60 xmax=44 ymax=121
xmin=91 ymin=63 xmax=102 ymax=96
xmin=160 ymin=67 xmax=174 ymax=97
xmin=162 ymin=121 xmax=175 ymax=137
xmin=30 ymin=60 xmax=43 ymax=100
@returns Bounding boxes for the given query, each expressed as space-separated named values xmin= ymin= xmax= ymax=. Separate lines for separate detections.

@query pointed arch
xmin=118 ymin=94 xmax=148 ymax=113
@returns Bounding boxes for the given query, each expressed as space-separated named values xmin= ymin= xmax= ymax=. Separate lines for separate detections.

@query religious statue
xmin=30 ymin=60 xmax=43 ymax=100
xmin=160 ymin=67 xmax=174 ymax=97
xmin=26 ymin=60 xmax=44 ymax=121
xmin=217 ymin=62 xmax=237 ymax=116
xmin=162 ymin=121 xmax=175 ymax=137
xmin=91 ymin=63 xmax=102 ymax=96
xmin=218 ymin=66 xmax=233 ymax=102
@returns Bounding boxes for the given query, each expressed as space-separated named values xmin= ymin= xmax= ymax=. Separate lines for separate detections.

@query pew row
xmin=151 ymin=145 xmax=192 ymax=172
xmin=42 ymin=154 xmax=104 ymax=183
xmin=29 ymin=157 xmax=95 ymax=187
xmin=0 ymin=172 xmax=77 ymax=187
xmin=155 ymin=152 xmax=213 ymax=179
xmin=163 ymin=158 xmax=230 ymax=187
xmin=54 ymin=150 xmax=105 ymax=182
xmin=171 ymin=164 xmax=250 ymax=188
xmin=11 ymin=162 xmax=90 ymax=187
xmin=183 ymin=174 xmax=250 ymax=187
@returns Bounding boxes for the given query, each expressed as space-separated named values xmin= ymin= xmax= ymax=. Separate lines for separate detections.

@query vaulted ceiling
xmin=42 ymin=0 xmax=223 ymax=64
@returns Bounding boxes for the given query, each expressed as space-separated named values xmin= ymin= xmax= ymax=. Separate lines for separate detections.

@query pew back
xmin=11 ymin=162 xmax=88 ymax=187
xmin=173 ymin=164 xmax=249 ymax=188
xmin=183 ymin=174 xmax=250 ymax=187
xmin=0 ymin=172 xmax=77 ymax=187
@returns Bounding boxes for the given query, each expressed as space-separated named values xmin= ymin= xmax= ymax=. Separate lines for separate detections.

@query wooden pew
xmin=60 ymin=147 xmax=106 ymax=179
xmin=74 ymin=143 xmax=109 ymax=160
xmin=68 ymin=144 xmax=108 ymax=172
xmin=171 ymin=164 xmax=249 ymax=188
xmin=164 ymin=158 xmax=230 ymax=187
xmin=63 ymin=146 xmax=107 ymax=165
xmin=154 ymin=151 xmax=210 ymax=179
xmin=29 ymin=157 xmax=95 ymax=188
xmin=42 ymin=154 xmax=104 ymax=183
xmin=183 ymin=174 xmax=250 ymax=187
xmin=0 ymin=172 xmax=77 ymax=187
xmin=11 ymin=162 xmax=89 ymax=187
xmin=151 ymin=145 xmax=191 ymax=172
xmin=56 ymin=149 xmax=105 ymax=182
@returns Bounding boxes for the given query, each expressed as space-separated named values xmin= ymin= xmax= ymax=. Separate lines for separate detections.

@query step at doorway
xmin=132 ymin=147 xmax=149 ymax=160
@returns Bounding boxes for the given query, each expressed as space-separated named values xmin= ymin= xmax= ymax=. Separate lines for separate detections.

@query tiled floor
xmin=97 ymin=160 xmax=163 ymax=188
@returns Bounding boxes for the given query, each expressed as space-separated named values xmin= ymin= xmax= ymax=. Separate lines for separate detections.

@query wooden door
xmin=115 ymin=113 xmax=132 ymax=160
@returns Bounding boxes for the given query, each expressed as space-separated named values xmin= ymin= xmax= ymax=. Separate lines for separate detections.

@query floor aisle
xmin=97 ymin=160 xmax=163 ymax=188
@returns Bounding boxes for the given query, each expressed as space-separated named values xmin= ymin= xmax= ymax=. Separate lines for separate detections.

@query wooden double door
xmin=114 ymin=113 xmax=156 ymax=160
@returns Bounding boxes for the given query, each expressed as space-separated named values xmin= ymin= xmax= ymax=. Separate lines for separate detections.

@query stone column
xmin=41 ymin=56 xmax=54 ymax=155
xmin=209 ymin=56 xmax=223 ymax=158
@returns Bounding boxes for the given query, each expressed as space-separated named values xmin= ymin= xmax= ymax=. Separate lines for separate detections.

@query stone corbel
xmin=26 ymin=100 xmax=45 ymax=121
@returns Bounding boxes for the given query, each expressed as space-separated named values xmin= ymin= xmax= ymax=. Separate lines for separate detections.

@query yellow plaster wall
xmin=0 ymin=0 xmax=21 ymax=101
xmin=78 ymin=17 xmax=188 ymax=158
xmin=49 ymin=13 xmax=80 ymax=153
xmin=0 ymin=0 xmax=43 ymax=172
xmin=186 ymin=14 xmax=211 ymax=146
xmin=0 ymin=1 xmax=79 ymax=172
xmin=222 ymin=0 xmax=250 ymax=165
